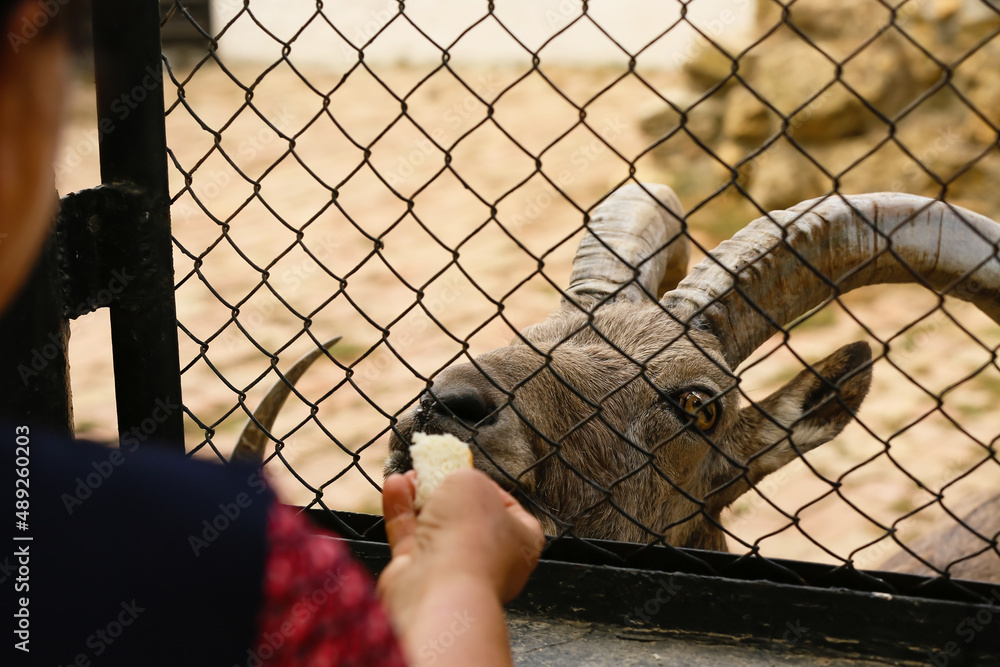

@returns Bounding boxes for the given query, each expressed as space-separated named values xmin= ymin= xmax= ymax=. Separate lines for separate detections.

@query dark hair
xmin=1 ymin=0 xmax=90 ymax=53
xmin=0 ymin=0 xmax=17 ymax=21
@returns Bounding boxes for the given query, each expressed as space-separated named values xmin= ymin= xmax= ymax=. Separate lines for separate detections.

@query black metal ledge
xmin=310 ymin=509 xmax=1000 ymax=665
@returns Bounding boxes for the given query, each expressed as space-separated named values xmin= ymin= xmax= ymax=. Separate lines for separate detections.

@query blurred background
xmin=58 ymin=0 xmax=999 ymax=570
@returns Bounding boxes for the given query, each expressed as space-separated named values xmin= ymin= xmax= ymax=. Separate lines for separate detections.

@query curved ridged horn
xmin=231 ymin=336 xmax=342 ymax=464
xmin=663 ymin=193 xmax=1000 ymax=368
xmin=564 ymin=182 xmax=688 ymax=309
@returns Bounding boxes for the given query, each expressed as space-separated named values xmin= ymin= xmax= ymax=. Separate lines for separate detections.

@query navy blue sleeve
xmin=3 ymin=424 xmax=274 ymax=667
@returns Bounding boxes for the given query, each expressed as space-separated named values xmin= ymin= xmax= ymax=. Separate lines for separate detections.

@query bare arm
xmin=377 ymin=470 xmax=544 ymax=667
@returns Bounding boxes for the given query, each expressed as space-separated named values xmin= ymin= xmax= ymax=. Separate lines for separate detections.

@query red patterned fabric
xmin=249 ymin=503 xmax=408 ymax=667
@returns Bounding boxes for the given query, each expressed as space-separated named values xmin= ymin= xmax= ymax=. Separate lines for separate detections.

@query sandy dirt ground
xmin=56 ymin=57 xmax=999 ymax=572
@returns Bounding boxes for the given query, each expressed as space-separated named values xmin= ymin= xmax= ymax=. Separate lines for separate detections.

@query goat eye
xmin=680 ymin=390 xmax=717 ymax=431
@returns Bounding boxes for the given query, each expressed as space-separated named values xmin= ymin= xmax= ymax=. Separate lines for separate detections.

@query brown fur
xmin=385 ymin=299 xmax=873 ymax=549
xmin=879 ymin=493 xmax=1000 ymax=583
xmin=239 ymin=184 xmax=999 ymax=582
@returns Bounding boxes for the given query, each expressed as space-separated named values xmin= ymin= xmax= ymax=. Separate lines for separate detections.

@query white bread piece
xmin=410 ymin=431 xmax=473 ymax=509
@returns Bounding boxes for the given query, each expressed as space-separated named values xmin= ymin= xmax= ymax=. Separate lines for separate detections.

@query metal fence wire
xmin=159 ymin=1 xmax=999 ymax=593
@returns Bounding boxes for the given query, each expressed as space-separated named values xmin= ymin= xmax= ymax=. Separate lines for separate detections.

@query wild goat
xmin=235 ymin=183 xmax=1000 ymax=578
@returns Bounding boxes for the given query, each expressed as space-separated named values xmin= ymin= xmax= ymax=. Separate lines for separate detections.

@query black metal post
xmin=0 ymin=229 xmax=73 ymax=434
xmin=91 ymin=0 xmax=184 ymax=450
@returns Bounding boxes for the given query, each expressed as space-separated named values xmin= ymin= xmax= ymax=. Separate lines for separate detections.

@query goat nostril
xmin=428 ymin=389 xmax=496 ymax=427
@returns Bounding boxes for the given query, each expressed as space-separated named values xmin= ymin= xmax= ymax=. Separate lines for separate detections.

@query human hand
xmin=377 ymin=468 xmax=544 ymax=625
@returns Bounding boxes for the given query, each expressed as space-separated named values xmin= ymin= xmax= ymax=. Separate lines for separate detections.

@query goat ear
xmin=765 ymin=340 xmax=872 ymax=444
xmin=710 ymin=342 xmax=872 ymax=509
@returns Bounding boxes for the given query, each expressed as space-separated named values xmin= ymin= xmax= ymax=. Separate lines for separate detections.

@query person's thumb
xmin=383 ymin=472 xmax=417 ymax=558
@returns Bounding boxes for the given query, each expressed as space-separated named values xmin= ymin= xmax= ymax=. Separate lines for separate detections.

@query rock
xmin=926 ymin=0 xmax=963 ymax=21
xmin=737 ymin=30 xmax=833 ymax=118
xmin=757 ymin=0 xmax=892 ymax=42
xmin=895 ymin=36 xmax=946 ymax=92
xmin=812 ymin=137 xmax=921 ymax=195
xmin=782 ymin=0 xmax=892 ymax=42
xmin=682 ymin=38 xmax=739 ymax=91
xmin=683 ymin=97 xmax=726 ymax=143
xmin=903 ymin=0 xmax=1000 ymax=62
xmin=643 ymin=132 xmax=737 ymax=204
xmin=953 ymin=39 xmax=1000 ymax=128
xmin=837 ymin=31 xmax=926 ymax=122
xmin=639 ymin=89 xmax=726 ymax=143
xmin=920 ymin=0 xmax=1000 ymax=26
xmin=714 ymin=140 xmax=752 ymax=188
xmin=638 ymin=96 xmax=684 ymax=139
xmin=809 ymin=111 xmax=989 ymax=199
xmin=642 ymin=0 xmax=1000 ymax=223
xmin=721 ymin=87 xmax=772 ymax=142
xmin=744 ymin=139 xmax=825 ymax=211
xmin=737 ymin=29 xmax=931 ymax=142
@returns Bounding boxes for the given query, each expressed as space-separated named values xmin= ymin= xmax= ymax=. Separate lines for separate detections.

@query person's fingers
xmin=383 ymin=473 xmax=417 ymax=559
xmin=493 ymin=482 xmax=521 ymax=509
xmin=490 ymin=480 xmax=545 ymax=552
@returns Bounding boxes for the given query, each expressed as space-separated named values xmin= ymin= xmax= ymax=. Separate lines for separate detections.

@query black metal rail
xmin=91 ymin=0 xmax=183 ymax=450
xmin=1 ymin=3 xmax=998 ymax=661
xmin=325 ymin=508 xmax=1000 ymax=665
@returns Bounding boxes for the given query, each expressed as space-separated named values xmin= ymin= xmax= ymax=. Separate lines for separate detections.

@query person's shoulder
xmin=4 ymin=421 xmax=275 ymax=520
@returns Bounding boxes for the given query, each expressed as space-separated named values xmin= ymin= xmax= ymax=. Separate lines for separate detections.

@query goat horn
xmin=662 ymin=193 xmax=1000 ymax=369
xmin=564 ymin=182 xmax=688 ymax=309
xmin=231 ymin=336 xmax=342 ymax=464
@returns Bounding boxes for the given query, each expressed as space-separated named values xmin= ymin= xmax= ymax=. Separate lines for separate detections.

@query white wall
xmin=211 ymin=0 xmax=756 ymax=71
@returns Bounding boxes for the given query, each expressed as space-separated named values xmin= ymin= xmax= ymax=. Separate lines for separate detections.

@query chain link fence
xmin=159 ymin=0 xmax=999 ymax=589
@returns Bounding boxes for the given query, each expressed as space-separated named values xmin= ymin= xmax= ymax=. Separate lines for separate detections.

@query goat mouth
xmin=384 ymin=419 xmax=476 ymax=476
xmin=383 ymin=449 xmax=412 ymax=475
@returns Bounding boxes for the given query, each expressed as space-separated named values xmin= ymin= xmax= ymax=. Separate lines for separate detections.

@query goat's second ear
xmin=757 ymin=340 xmax=872 ymax=451
xmin=784 ymin=340 xmax=872 ymax=437
xmin=711 ymin=342 xmax=872 ymax=509
xmin=718 ymin=341 xmax=873 ymax=503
